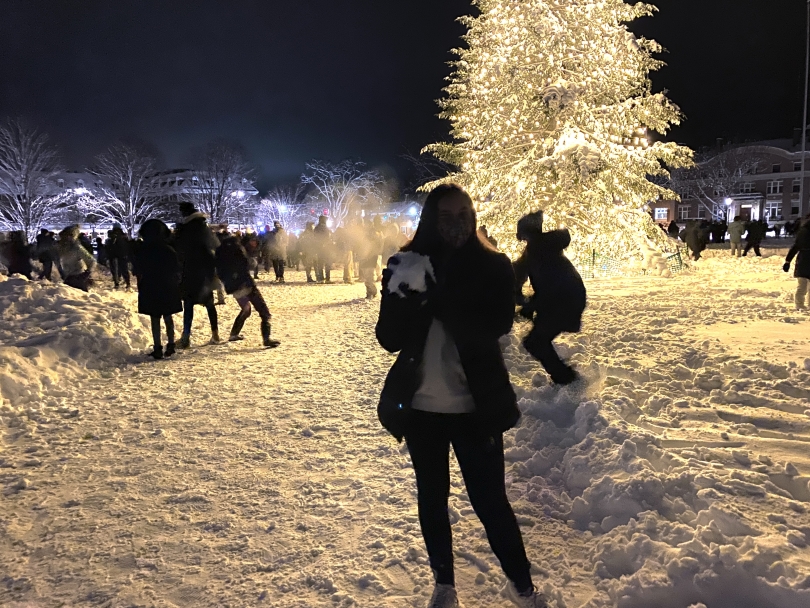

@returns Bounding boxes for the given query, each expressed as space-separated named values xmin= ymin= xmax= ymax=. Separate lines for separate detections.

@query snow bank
xmin=0 ymin=275 xmax=150 ymax=429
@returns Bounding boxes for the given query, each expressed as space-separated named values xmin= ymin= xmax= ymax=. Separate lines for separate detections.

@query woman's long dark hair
xmin=403 ymin=184 xmax=493 ymax=256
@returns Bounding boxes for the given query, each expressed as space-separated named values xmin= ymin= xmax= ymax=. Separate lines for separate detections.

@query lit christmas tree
xmin=424 ymin=0 xmax=693 ymax=270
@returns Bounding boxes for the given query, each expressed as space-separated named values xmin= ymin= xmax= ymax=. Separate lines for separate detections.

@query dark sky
xmin=0 ymin=0 xmax=806 ymax=192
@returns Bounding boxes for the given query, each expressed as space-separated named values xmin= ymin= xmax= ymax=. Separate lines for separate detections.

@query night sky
xmin=0 ymin=0 xmax=806 ymax=192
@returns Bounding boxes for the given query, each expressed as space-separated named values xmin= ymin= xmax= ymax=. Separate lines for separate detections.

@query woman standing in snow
xmin=784 ymin=215 xmax=810 ymax=311
xmin=375 ymin=184 xmax=547 ymax=608
xmin=56 ymin=225 xmax=95 ymax=291
xmin=133 ymin=219 xmax=183 ymax=359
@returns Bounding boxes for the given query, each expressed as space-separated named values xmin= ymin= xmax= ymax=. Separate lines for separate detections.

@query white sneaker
xmin=504 ymin=583 xmax=550 ymax=608
xmin=427 ymin=583 xmax=459 ymax=608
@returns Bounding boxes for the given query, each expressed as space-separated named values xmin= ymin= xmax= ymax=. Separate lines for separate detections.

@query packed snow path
xmin=2 ymin=255 xmax=810 ymax=608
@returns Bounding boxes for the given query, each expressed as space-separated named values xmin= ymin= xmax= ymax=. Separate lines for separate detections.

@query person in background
xmin=36 ymin=229 xmax=56 ymax=280
xmin=743 ymin=219 xmax=766 ymax=257
xmin=784 ymin=215 xmax=810 ymax=311
xmin=728 ymin=215 xmax=746 ymax=258
xmin=334 ymin=224 xmax=354 ymax=284
xmin=358 ymin=218 xmax=384 ymax=299
xmin=514 ymin=210 xmax=586 ymax=388
xmin=134 ymin=219 xmax=182 ymax=359
xmin=299 ymin=221 xmax=317 ymax=283
xmin=215 ymin=234 xmax=280 ymax=348
xmin=376 ymin=183 xmax=546 ymax=608
xmin=106 ymin=224 xmax=132 ymax=289
xmin=314 ymin=215 xmax=333 ymax=283
xmin=667 ymin=219 xmax=680 ymax=239
xmin=680 ymin=220 xmax=707 ymax=261
xmin=56 ymin=225 xmax=95 ymax=291
xmin=94 ymin=236 xmax=107 ymax=266
xmin=0 ymin=231 xmax=33 ymax=279
xmin=286 ymin=232 xmax=300 ymax=271
xmin=270 ymin=221 xmax=288 ymax=283
xmin=478 ymin=225 xmax=499 ymax=249
xmin=173 ymin=202 xmax=220 ymax=348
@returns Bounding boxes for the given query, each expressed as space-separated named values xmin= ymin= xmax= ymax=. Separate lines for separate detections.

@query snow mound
xmin=0 ymin=275 xmax=150 ymax=428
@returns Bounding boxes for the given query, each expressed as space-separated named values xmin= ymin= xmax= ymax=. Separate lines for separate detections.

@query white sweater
xmin=411 ymin=319 xmax=476 ymax=414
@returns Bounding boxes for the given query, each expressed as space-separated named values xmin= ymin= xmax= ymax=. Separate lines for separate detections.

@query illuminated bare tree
xmin=671 ymin=147 xmax=762 ymax=219
xmin=301 ymin=160 xmax=384 ymax=227
xmin=190 ymin=139 xmax=256 ymax=224
xmin=0 ymin=118 xmax=70 ymax=240
xmin=80 ymin=141 xmax=161 ymax=237
xmin=256 ymin=184 xmax=305 ymax=229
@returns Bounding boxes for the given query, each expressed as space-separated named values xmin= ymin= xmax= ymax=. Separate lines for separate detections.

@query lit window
xmin=654 ymin=207 xmax=668 ymax=220
xmin=765 ymin=201 xmax=781 ymax=218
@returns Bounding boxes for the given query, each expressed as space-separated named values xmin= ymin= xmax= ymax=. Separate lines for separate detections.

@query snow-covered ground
xmin=1 ymin=253 xmax=809 ymax=608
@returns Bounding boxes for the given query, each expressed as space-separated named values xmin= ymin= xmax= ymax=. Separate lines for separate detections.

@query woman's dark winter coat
xmin=174 ymin=212 xmax=220 ymax=304
xmin=376 ymin=238 xmax=519 ymax=441
xmin=134 ymin=242 xmax=183 ymax=316
xmin=215 ymin=236 xmax=255 ymax=294
xmin=1 ymin=237 xmax=33 ymax=278
xmin=786 ymin=223 xmax=810 ymax=279
xmin=513 ymin=228 xmax=586 ymax=333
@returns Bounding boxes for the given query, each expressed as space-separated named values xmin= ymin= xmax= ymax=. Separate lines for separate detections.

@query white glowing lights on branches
xmin=423 ymin=0 xmax=693 ymax=264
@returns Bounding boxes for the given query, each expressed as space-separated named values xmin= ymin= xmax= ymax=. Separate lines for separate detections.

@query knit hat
xmin=179 ymin=202 xmax=197 ymax=217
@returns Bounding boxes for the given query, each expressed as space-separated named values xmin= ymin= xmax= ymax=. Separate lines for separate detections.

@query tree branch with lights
xmin=423 ymin=0 xmax=693 ymax=266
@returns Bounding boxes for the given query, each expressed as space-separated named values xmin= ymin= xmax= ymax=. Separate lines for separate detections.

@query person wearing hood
xmin=173 ymin=202 xmax=220 ymax=348
xmin=784 ymin=215 xmax=810 ymax=311
xmin=376 ymin=184 xmax=547 ymax=608
xmin=667 ymin=219 xmax=680 ymax=239
xmin=513 ymin=210 xmax=586 ymax=387
xmin=56 ymin=225 xmax=96 ymax=291
xmin=215 ymin=235 xmax=280 ymax=348
xmin=134 ymin=219 xmax=182 ymax=359
xmin=679 ymin=220 xmax=708 ymax=261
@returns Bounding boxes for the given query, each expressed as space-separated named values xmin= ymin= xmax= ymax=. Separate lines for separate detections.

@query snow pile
xmin=0 ymin=275 xmax=150 ymax=428
xmin=386 ymin=251 xmax=435 ymax=297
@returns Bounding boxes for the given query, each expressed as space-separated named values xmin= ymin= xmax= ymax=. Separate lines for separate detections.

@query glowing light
xmin=408 ymin=206 xmax=418 ymax=216
xmin=278 ymin=205 xmax=288 ymax=213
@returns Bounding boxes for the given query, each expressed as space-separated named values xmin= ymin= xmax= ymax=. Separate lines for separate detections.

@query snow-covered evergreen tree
xmin=424 ymin=0 xmax=693 ymax=263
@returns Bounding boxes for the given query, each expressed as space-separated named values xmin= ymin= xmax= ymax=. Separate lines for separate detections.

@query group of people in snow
xmin=375 ymin=184 xmax=586 ymax=608
xmin=674 ymin=217 xmax=770 ymax=261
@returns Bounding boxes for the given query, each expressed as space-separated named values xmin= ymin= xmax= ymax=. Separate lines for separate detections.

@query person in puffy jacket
xmin=784 ymin=216 xmax=810 ymax=311
xmin=1 ymin=231 xmax=33 ymax=279
xmin=134 ymin=219 xmax=182 ymax=359
xmin=375 ymin=184 xmax=546 ymax=608
xmin=513 ymin=210 xmax=586 ymax=386
xmin=727 ymin=215 xmax=746 ymax=257
xmin=56 ymin=225 xmax=96 ymax=291
xmin=215 ymin=235 xmax=280 ymax=348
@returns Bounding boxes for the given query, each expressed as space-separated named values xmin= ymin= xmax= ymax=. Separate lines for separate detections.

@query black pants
xmin=110 ymin=257 xmax=130 ymax=287
xmin=315 ymin=256 xmax=331 ymax=282
xmin=272 ymin=258 xmax=285 ymax=280
xmin=743 ymin=242 xmax=762 ymax=257
xmin=39 ymin=258 xmax=53 ymax=280
xmin=231 ymin=286 xmax=271 ymax=338
xmin=150 ymin=315 xmax=175 ymax=349
xmin=182 ymin=298 xmax=218 ymax=337
xmin=523 ymin=321 xmax=577 ymax=385
xmin=405 ymin=411 xmax=532 ymax=591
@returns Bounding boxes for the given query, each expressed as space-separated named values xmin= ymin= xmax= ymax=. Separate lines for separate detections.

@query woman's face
xmin=437 ymin=192 xmax=476 ymax=249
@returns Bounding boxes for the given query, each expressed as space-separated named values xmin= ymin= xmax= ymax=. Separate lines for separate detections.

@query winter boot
xmin=210 ymin=330 xmax=221 ymax=344
xmin=229 ymin=334 xmax=245 ymax=342
xmin=504 ymin=584 xmax=550 ymax=608
xmin=426 ymin=583 xmax=459 ymax=608
xmin=164 ymin=342 xmax=176 ymax=357
xmin=149 ymin=345 xmax=164 ymax=360
xmin=177 ymin=334 xmax=191 ymax=350
xmin=261 ymin=320 xmax=280 ymax=348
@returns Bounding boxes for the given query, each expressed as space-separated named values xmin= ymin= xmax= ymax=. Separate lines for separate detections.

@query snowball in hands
xmin=387 ymin=252 xmax=435 ymax=298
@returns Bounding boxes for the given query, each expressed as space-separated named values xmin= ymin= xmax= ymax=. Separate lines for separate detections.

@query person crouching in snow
xmin=376 ymin=184 xmax=548 ymax=608
xmin=134 ymin=219 xmax=182 ymax=359
xmin=56 ymin=225 xmax=96 ymax=291
xmin=214 ymin=235 xmax=280 ymax=348
xmin=514 ymin=210 xmax=586 ymax=386
xmin=784 ymin=215 xmax=810 ymax=311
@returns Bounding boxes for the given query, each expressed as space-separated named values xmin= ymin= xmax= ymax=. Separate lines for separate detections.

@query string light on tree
xmin=423 ymin=0 xmax=693 ymax=268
